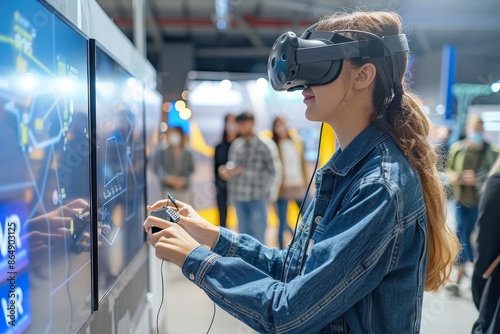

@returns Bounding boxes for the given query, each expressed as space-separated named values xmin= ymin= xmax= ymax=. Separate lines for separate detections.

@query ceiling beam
xmin=263 ymin=0 xmax=343 ymax=15
xmin=145 ymin=1 xmax=165 ymax=51
xmin=112 ymin=16 xmax=317 ymax=29
xmin=195 ymin=47 xmax=270 ymax=57
xmin=234 ymin=15 xmax=264 ymax=47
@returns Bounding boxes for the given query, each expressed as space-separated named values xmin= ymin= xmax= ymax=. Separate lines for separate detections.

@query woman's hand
xmin=145 ymin=217 xmax=200 ymax=267
xmin=145 ymin=199 xmax=220 ymax=249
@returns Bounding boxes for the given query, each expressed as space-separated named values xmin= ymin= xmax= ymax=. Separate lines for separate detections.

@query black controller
xmin=150 ymin=206 xmax=180 ymax=233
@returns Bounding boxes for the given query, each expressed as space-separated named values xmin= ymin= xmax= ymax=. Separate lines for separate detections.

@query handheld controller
xmin=151 ymin=206 xmax=180 ymax=233
xmin=71 ymin=207 xmax=91 ymax=254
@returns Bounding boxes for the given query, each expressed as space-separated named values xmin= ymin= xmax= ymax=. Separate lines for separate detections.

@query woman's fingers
xmin=146 ymin=198 xmax=197 ymax=222
xmin=147 ymin=199 xmax=171 ymax=211
xmin=146 ymin=231 xmax=165 ymax=247
xmin=144 ymin=215 xmax=175 ymax=233
xmin=147 ymin=223 xmax=200 ymax=267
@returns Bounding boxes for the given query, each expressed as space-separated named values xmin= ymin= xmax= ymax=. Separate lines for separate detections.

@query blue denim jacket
xmin=182 ymin=122 xmax=428 ymax=333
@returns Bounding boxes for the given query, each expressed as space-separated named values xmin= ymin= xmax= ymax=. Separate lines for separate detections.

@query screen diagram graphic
xmin=0 ymin=2 xmax=92 ymax=333
xmin=93 ymin=43 xmax=146 ymax=303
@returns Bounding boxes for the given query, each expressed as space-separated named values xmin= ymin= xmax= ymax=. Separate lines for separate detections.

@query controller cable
xmin=280 ymin=123 xmax=324 ymax=282
xmin=154 ymin=195 xmax=216 ymax=334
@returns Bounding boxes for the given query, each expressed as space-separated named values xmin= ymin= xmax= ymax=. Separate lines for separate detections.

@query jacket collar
xmin=321 ymin=121 xmax=391 ymax=176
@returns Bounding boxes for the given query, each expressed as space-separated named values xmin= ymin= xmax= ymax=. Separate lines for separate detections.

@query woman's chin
xmin=304 ymin=108 xmax=319 ymax=122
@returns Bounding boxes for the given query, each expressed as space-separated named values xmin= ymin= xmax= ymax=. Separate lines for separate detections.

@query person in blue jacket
xmin=144 ymin=11 xmax=459 ymax=333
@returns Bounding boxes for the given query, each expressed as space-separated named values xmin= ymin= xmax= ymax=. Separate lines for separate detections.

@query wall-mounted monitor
xmin=89 ymin=40 xmax=146 ymax=307
xmin=0 ymin=1 xmax=92 ymax=333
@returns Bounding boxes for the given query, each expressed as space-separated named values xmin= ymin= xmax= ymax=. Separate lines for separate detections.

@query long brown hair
xmin=317 ymin=11 xmax=459 ymax=292
xmin=222 ymin=113 xmax=236 ymax=143
xmin=271 ymin=116 xmax=291 ymax=145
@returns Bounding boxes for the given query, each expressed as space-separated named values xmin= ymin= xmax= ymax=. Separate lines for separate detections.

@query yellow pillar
xmin=318 ymin=123 xmax=336 ymax=167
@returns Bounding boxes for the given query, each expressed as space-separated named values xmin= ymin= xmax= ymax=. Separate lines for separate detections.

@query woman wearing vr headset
xmin=144 ymin=11 xmax=459 ymax=333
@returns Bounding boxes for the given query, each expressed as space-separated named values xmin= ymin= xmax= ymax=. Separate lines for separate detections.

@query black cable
xmin=280 ymin=123 xmax=324 ymax=282
xmin=155 ymin=260 xmax=216 ymax=334
xmin=156 ymin=260 xmax=165 ymax=334
xmin=155 ymin=190 xmax=215 ymax=334
xmin=205 ymin=302 xmax=216 ymax=334
xmin=152 ymin=193 xmax=217 ymax=334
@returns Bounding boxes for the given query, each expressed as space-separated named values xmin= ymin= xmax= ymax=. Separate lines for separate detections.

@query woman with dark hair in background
xmin=145 ymin=11 xmax=460 ymax=333
xmin=471 ymin=155 xmax=500 ymax=334
xmin=214 ymin=114 xmax=238 ymax=228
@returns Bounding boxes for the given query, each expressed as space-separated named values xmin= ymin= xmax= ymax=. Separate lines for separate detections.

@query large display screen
xmin=91 ymin=42 xmax=146 ymax=304
xmin=0 ymin=1 xmax=92 ymax=333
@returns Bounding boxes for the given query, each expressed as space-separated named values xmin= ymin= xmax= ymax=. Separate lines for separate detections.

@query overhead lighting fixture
xmin=491 ymin=82 xmax=500 ymax=93
xmin=214 ymin=0 xmax=229 ymax=30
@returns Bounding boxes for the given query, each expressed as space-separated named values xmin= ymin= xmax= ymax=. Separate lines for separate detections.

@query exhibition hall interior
xmin=0 ymin=0 xmax=499 ymax=333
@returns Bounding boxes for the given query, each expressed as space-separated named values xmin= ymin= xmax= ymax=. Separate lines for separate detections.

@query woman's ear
xmin=353 ymin=63 xmax=377 ymax=90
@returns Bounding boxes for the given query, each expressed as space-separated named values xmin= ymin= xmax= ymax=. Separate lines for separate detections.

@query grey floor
xmin=154 ymin=257 xmax=478 ymax=334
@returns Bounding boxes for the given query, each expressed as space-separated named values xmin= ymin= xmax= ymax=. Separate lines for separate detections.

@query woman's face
xmin=225 ymin=116 xmax=238 ymax=135
xmin=274 ymin=118 xmax=287 ymax=138
xmin=302 ymin=63 xmax=353 ymax=124
xmin=167 ymin=129 xmax=183 ymax=146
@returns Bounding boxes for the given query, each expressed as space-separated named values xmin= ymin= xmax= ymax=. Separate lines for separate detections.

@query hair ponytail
xmin=318 ymin=11 xmax=460 ymax=292
xmin=385 ymin=88 xmax=460 ymax=292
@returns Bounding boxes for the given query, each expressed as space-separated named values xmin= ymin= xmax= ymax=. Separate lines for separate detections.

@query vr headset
xmin=267 ymin=22 xmax=410 ymax=92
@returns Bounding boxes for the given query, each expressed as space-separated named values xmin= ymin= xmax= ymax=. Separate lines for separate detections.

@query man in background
xmin=446 ymin=114 xmax=499 ymax=294
xmin=219 ymin=111 xmax=276 ymax=243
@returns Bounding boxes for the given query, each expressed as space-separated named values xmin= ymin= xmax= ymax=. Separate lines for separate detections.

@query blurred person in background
xmin=446 ymin=114 xmax=499 ymax=294
xmin=272 ymin=116 xmax=309 ymax=249
xmin=152 ymin=126 xmax=195 ymax=203
xmin=218 ymin=111 xmax=276 ymax=243
xmin=214 ymin=114 xmax=238 ymax=228
xmin=471 ymin=155 xmax=500 ymax=334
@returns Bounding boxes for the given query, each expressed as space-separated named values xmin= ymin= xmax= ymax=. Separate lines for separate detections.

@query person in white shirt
xmin=272 ymin=116 xmax=310 ymax=249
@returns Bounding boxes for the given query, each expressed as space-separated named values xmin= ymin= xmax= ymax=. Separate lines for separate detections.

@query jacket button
xmin=189 ymin=272 xmax=195 ymax=281
xmin=315 ymin=216 xmax=322 ymax=224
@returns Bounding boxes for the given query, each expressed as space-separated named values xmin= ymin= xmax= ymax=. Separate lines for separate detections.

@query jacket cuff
xmin=211 ymin=227 xmax=239 ymax=257
xmin=182 ymin=246 xmax=221 ymax=286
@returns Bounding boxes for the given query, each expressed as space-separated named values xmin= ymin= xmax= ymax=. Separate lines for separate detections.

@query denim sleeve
xmin=211 ymin=227 xmax=287 ymax=280
xmin=182 ymin=182 xmax=399 ymax=334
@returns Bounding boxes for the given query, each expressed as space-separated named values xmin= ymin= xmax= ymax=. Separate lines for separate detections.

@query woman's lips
xmin=302 ymin=91 xmax=315 ymax=102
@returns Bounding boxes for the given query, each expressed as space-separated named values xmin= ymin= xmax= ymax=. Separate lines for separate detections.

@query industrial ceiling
xmin=95 ymin=0 xmax=500 ymax=105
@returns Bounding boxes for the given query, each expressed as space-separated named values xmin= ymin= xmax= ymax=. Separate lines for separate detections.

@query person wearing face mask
xmin=152 ymin=126 xmax=195 ymax=203
xmin=446 ymin=114 xmax=499 ymax=295
xmin=214 ymin=114 xmax=238 ymax=228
